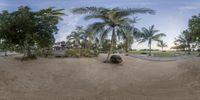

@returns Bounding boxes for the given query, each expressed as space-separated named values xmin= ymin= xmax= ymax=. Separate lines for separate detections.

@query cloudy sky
xmin=1 ymin=0 xmax=200 ymax=50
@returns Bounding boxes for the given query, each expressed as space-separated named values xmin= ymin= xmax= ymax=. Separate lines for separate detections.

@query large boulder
xmin=110 ymin=55 xmax=123 ymax=64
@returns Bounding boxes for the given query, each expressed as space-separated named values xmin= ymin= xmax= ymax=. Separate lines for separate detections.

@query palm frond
xmin=84 ymin=14 xmax=105 ymax=20
xmin=122 ymin=8 xmax=156 ymax=15
xmin=71 ymin=7 xmax=108 ymax=14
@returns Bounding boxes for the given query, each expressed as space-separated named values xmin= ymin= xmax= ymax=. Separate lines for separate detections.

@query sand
xmin=0 ymin=54 xmax=200 ymax=100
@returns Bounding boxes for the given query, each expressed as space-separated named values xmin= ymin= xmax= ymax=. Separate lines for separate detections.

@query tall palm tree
xmin=72 ymin=7 xmax=155 ymax=62
xmin=157 ymin=40 xmax=167 ymax=51
xmin=174 ymin=30 xmax=193 ymax=54
xmin=138 ymin=25 xmax=166 ymax=56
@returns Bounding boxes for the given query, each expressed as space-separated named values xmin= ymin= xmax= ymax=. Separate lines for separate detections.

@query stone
xmin=110 ymin=55 xmax=123 ymax=64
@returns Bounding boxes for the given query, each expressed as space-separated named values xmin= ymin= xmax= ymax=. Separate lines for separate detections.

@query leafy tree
xmin=157 ymin=40 xmax=167 ymax=51
xmin=138 ymin=25 xmax=166 ymax=56
xmin=0 ymin=6 xmax=64 ymax=57
xmin=72 ymin=7 xmax=155 ymax=62
xmin=174 ymin=30 xmax=193 ymax=54
xmin=0 ymin=10 xmax=11 ymax=56
xmin=189 ymin=14 xmax=200 ymax=42
xmin=35 ymin=7 xmax=64 ymax=56
xmin=188 ymin=14 xmax=200 ymax=55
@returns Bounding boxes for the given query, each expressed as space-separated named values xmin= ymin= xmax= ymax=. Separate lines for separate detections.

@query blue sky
xmin=1 ymin=0 xmax=200 ymax=50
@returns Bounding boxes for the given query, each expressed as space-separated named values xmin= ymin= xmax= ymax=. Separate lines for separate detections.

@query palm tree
xmin=122 ymin=25 xmax=140 ymax=55
xmin=82 ymin=27 xmax=95 ymax=49
xmin=174 ymin=30 xmax=193 ymax=54
xmin=138 ymin=25 xmax=166 ymax=56
xmin=72 ymin=7 xmax=155 ymax=62
xmin=66 ymin=26 xmax=85 ymax=48
xmin=157 ymin=40 xmax=167 ymax=51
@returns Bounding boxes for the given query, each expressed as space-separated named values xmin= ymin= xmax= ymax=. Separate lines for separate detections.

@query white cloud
xmin=55 ymin=10 xmax=81 ymax=42
xmin=178 ymin=4 xmax=200 ymax=12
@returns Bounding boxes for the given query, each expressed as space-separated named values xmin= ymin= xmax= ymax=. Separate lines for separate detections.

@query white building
xmin=53 ymin=41 xmax=66 ymax=51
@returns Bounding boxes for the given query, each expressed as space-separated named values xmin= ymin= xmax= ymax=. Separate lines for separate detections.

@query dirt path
xmin=0 ymin=54 xmax=200 ymax=100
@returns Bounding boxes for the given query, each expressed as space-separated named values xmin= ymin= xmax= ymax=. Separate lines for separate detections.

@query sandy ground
xmin=0 ymin=54 xmax=200 ymax=100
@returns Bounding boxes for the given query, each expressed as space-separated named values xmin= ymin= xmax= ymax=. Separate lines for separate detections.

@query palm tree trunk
xmin=149 ymin=39 xmax=152 ymax=56
xmin=105 ymin=27 xmax=115 ymax=62
xmin=125 ymin=40 xmax=129 ymax=56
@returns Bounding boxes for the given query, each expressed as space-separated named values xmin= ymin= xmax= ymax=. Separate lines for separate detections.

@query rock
xmin=110 ymin=55 xmax=123 ymax=64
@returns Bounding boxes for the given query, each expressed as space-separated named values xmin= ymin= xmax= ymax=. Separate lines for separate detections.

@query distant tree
xmin=72 ymin=7 xmax=155 ymax=62
xmin=174 ymin=30 xmax=193 ymax=54
xmin=157 ymin=40 xmax=167 ymax=51
xmin=66 ymin=26 xmax=85 ymax=48
xmin=138 ymin=25 xmax=166 ymax=56
xmin=122 ymin=25 xmax=140 ymax=55
xmin=81 ymin=27 xmax=96 ymax=49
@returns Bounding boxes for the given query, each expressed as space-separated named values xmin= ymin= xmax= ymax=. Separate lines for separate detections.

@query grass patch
xmin=129 ymin=51 xmax=148 ymax=55
xmin=129 ymin=51 xmax=176 ymax=57
xmin=152 ymin=51 xmax=176 ymax=57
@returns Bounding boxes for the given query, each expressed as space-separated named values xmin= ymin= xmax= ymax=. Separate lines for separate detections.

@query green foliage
xmin=66 ymin=26 xmax=97 ymax=49
xmin=137 ymin=25 xmax=166 ymax=56
xmin=0 ymin=6 xmax=64 ymax=57
xmin=152 ymin=51 xmax=176 ymax=57
xmin=189 ymin=14 xmax=200 ymax=41
xmin=129 ymin=50 xmax=176 ymax=57
xmin=173 ymin=30 xmax=193 ymax=54
xmin=157 ymin=40 xmax=167 ymax=51
xmin=65 ymin=49 xmax=99 ymax=57
xmin=72 ymin=6 xmax=155 ymax=62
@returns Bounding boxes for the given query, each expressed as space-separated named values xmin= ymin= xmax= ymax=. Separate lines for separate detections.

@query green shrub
xmin=65 ymin=49 xmax=99 ymax=57
xmin=141 ymin=52 xmax=148 ymax=55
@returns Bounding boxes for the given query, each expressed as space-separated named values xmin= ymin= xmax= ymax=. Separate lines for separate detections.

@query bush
xmin=141 ymin=52 xmax=148 ymax=55
xmin=65 ymin=49 xmax=99 ymax=57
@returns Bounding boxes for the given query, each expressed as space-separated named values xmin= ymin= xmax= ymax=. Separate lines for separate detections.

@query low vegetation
xmin=65 ymin=49 xmax=99 ymax=58
xmin=129 ymin=50 xmax=176 ymax=57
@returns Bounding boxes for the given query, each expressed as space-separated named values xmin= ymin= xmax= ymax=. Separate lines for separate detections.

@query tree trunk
xmin=27 ymin=46 xmax=31 ymax=57
xmin=149 ymin=39 xmax=152 ymax=56
xmin=187 ymin=44 xmax=191 ymax=55
xmin=4 ymin=50 xmax=7 ymax=56
xmin=161 ymin=47 xmax=163 ymax=52
xmin=125 ymin=40 xmax=129 ymax=56
xmin=105 ymin=27 xmax=115 ymax=62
